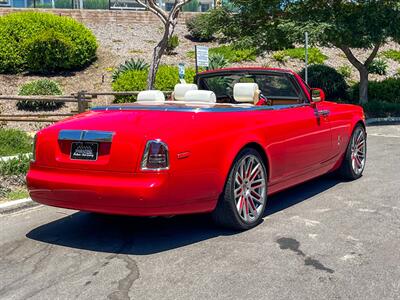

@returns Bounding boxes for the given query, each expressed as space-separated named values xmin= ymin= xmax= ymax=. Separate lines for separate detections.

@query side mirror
xmin=310 ymin=88 xmax=325 ymax=103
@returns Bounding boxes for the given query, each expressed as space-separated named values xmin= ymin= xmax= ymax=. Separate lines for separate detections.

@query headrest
xmin=184 ymin=90 xmax=217 ymax=103
xmin=233 ymin=83 xmax=259 ymax=103
xmin=137 ymin=90 xmax=165 ymax=102
xmin=174 ymin=84 xmax=198 ymax=101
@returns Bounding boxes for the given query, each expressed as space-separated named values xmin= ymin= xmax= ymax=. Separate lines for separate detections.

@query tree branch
xmin=339 ymin=45 xmax=365 ymax=70
xmin=137 ymin=0 xmax=168 ymax=24
xmin=169 ymin=0 xmax=191 ymax=22
xmin=364 ymin=43 xmax=381 ymax=66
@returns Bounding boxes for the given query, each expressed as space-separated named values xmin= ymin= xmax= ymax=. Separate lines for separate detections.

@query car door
xmin=257 ymin=73 xmax=333 ymax=184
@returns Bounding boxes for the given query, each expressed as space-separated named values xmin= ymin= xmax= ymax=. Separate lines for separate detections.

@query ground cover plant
xmin=272 ymin=48 xmax=327 ymax=65
xmin=17 ymin=79 xmax=64 ymax=111
xmin=0 ymin=129 xmax=32 ymax=157
xmin=187 ymin=45 xmax=256 ymax=63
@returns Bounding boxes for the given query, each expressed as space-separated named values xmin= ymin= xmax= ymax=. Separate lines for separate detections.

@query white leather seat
xmin=137 ymin=90 xmax=165 ymax=102
xmin=173 ymin=84 xmax=198 ymax=101
xmin=184 ymin=90 xmax=217 ymax=103
xmin=233 ymin=83 xmax=260 ymax=104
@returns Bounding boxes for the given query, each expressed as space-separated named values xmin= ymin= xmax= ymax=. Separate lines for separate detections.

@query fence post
xmin=77 ymin=91 xmax=86 ymax=113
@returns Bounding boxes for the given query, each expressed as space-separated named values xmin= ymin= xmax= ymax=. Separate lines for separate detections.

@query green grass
xmin=0 ymin=129 xmax=32 ymax=156
xmin=382 ymin=49 xmax=400 ymax=63
xmin=6 ymin=188 xmax=29 ymax=201
xmin=272 ymin=48 xmax=328 ymax=64
xmin=187 ymin=45 xmax=257 ymax=63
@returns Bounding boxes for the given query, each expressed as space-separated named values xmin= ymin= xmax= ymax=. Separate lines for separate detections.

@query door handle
xmin=316 ymin=109 xmax=330 ymax=117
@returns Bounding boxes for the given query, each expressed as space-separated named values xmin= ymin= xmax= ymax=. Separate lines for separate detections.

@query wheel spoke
xmin=250 ymin=189 xmax=262 ymax=199
xmin=246 ymin=158 xmax=254 ymax=178
xmin=248 ymin=197 xmax=258 ymax=218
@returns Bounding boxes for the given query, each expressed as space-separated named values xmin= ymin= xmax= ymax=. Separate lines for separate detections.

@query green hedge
xmin=0 ymin=129 xmax=32 ymax=156
xmin=0 ymin=12 xmax=97 ymax=74
xmin=361 ymin=101 xmax=400 ymax=118
xmin=350 ymin=78 xmax=400 ymax=104
xmin=112 ymin=65 xmax=196 ymax=102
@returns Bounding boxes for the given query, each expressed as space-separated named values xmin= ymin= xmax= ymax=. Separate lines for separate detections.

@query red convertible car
xmin=27 ymin=67 xmax=367 ymax=230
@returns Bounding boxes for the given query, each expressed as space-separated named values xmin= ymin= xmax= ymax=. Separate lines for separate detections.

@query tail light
xmin=141 ymin=140 xmax=169 ymax=171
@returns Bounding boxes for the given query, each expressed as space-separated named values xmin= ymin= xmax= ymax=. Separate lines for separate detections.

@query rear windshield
xmin=197 ymin=72 xmax=304 ymax=104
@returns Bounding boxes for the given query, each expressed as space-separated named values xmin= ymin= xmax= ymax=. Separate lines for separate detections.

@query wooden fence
xmin=0 ymin=90 xmax=172 ymax=123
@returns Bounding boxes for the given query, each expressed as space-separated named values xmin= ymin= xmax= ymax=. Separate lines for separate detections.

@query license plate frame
xmin=70 ymin=142 xmax=99 ymax=161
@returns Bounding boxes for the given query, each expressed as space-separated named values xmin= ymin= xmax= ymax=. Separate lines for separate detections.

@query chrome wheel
xmin=350 ymin=127 xmax=366 ymax=175
xmin=234 ymin=155 xmax=267 ymax=222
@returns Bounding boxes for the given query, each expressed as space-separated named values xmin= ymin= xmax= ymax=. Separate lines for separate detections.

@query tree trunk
xmin=146 ymin=24 xmax=174 ymax=90
xmin=147 ymin=41 xmax=166 ymax=89
xmin=358 ymin=66 xmax=369 ymax=105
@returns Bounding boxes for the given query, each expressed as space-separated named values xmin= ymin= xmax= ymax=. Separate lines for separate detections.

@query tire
xmin=338 ymin=124 xmax=367 ymax=180
xmin=212 ymin=148 xmax=268 ymax=230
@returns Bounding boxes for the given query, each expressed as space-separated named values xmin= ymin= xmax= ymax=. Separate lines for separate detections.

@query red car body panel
xmin=27 ymin=68 xmax=365 ymax=216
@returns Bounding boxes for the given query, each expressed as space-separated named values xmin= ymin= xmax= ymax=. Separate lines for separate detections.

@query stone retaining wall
xmin=0 ymin=8 xmax=199 ymax=25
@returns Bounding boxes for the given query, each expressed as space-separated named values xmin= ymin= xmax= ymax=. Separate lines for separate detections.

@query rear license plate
xmin=70 ymin=142 xmax=98 ymax=161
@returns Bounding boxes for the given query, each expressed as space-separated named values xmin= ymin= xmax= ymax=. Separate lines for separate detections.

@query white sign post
xmin=195 ymin=45 xmax=209 ymax=74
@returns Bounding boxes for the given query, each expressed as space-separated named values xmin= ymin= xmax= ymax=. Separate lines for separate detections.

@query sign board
xmin=178 ymin=63 xmax=185 ymax=80
xmin=196 ymin=46 xmax=209 ymax=68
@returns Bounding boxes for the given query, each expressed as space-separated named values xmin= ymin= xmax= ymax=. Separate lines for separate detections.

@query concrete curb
xmin=366 ymin=117 xmax=400 ymax=125
xmin=0 ymin=198 xmax=39 ymax=215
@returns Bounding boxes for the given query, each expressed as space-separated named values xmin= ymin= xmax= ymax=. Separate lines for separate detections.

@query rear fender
xmin=217 ymin=133 xmax=270 ymax=194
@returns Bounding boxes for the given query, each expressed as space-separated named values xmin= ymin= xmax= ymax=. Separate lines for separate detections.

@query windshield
xmin=197 ymin=72 xmax=303 ymax=104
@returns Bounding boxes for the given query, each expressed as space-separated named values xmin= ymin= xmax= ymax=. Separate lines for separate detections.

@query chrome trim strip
xmin=92 ymin=103 xmax=309 ymax=113
xmin=58 ymin=130 xmax=114 ymax=142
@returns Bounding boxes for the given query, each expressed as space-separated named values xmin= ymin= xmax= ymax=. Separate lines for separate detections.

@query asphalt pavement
xmin=1 ymin=125 xmax=399 ymax=300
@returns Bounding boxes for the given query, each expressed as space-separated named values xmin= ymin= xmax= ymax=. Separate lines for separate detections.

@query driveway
xmin=1 ymin=125 xmax=399 ymax=300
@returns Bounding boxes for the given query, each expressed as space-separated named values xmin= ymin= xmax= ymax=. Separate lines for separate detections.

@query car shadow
xmin=26 ymin=175 xmax=340 ymax=255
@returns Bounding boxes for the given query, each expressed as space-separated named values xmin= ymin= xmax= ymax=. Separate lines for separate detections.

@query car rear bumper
xmin=27 ymin=166 xmax=215 ymax=216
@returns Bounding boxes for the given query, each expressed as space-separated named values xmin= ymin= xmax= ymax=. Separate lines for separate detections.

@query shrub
xmin=350 ymin=78 xmax=400 ymax=104
xmin=0 ymin=154 xmax=32 ymax=176
xmin=155 ymin=65 xmax=196 ymax=91
xmin=0 ymin=12 xmax=97 ymax=74
xmin=112 ymin=58 xmax=149 ymax=82
xmin=0 ymin=129 xmax=32 ymax=156
xmin=300 ymin=64 xmax=348 ymax=101
xmin=274 ymin=48 xmax=327 ymax=64
xmin=337 ymin=65 xmax=352 ymax=78
xmin=186 ymin=13 xmax=216 ymax=41
xmin=382 ymin=49 xmax=400 ymax=63
xmin=112 ymin=70 xmax=148 ymax=102
xmin=17 ymin=79 xmax=64 ymax=111
xmin=24 ymin=30 xmax=75 ymax=73
xmin=367 ymin=59 xmax=388 ymax=75
xmin=209 ymin=53 xmax=229 ymax=70
xmin=166 ymin=35 xmax=179 ymax=54
xmin=112 ymin=65 xmax=196 ymax=102
xmin=272 ymin=51 xmax=288 ymax=63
